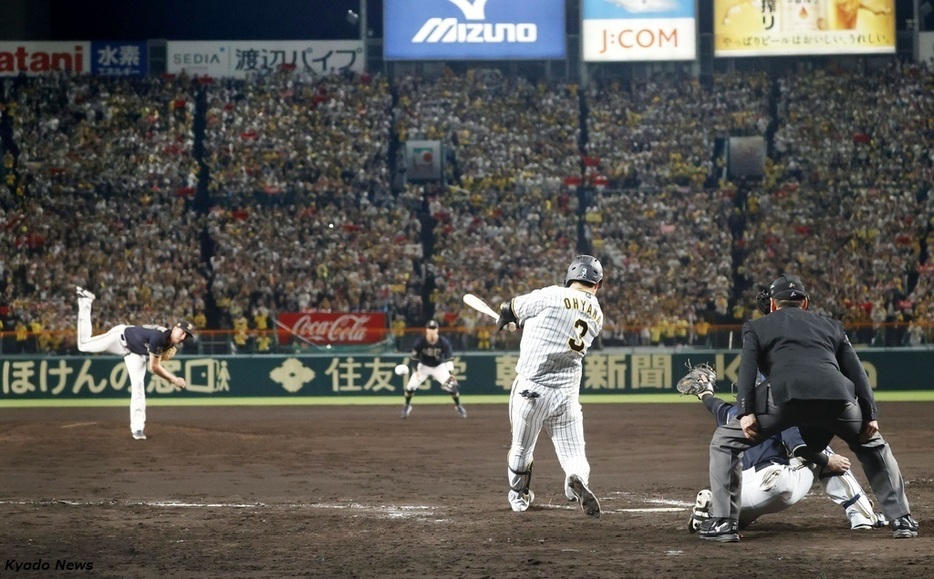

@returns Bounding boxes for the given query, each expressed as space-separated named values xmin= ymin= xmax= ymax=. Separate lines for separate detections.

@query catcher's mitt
xmin=161 ymin=346 xmax=177 ymax=362
xmin=676 ymin=361 xmax=716 ymax=399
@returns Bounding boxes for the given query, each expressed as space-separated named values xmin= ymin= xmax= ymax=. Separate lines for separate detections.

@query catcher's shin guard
xmin=826 ymin=471 xmax=885 ymax=529
xmin=689 ymin=489 xmax=712 ymax=533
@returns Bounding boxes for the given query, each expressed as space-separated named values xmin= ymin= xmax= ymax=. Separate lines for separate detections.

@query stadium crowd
xmin=1 ymin=73 xmax=206 ymax=353
xmin=201 ymin=69 xmax=426 ymax=331
xmin=741 ymin=61 xmax=934 ymax=346
xmin=1 ymin=58 xmax=933 ymax=353
xmin=393 ymin=72 xmax=583 ymax=346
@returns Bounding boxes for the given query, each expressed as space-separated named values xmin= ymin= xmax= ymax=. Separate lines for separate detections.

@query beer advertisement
xmin=714 ymin=0 xmax=896 ymax=57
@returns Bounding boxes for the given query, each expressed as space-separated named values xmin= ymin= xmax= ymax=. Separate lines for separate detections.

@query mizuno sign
xmin=412 ymin=19 xmax=537 ymax=44
xmin=385 ymin=0 xmax=564 ymax=60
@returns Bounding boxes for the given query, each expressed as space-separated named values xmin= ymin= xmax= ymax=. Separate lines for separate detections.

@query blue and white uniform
xmin=405 ymin=334 xmax=455 ymax=392
xmin=76 ymin=289 xmax=190 ymax=438
xmin=400 ymin=321 xmax=465 ymax=419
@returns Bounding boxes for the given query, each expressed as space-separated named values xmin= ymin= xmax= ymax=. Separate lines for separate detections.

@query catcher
xmin=679 ymin=362 xmax=886 ymax=532
xmin=75 ymin=286 xmax=194 ymax=440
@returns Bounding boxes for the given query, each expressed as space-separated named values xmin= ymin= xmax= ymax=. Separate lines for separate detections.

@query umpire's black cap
xmin=767 ymin=274 xmax=808 ymax=301
xmin=175 ymin=320 xmax=196 ymax=339
xmin=426 ymin=320 xmax=439 ymax=329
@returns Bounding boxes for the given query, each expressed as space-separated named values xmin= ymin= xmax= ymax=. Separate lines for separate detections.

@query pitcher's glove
xmin=676 ymin=361 xmax=716 ymax=400
xmin=161 ymin=346 xmax=177 ymax=362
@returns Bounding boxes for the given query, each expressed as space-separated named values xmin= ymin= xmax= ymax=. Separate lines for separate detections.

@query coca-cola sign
xmin=277 ymin=312 xmax=388 ymax=345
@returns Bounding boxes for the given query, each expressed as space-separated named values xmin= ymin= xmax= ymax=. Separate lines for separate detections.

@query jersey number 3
xmin=569 ymin=319 xmax=588 ymax=352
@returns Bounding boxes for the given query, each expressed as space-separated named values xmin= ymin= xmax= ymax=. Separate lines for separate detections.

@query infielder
xmin=689 ymin=391 xmax=886 ymax=532
xmin=496 ymin=255 xmax=604 ymax=517
xmin=400 ymin=320 xmax=466 ymax=419
xmin=75 ymin=286 xmax=194 ymax=440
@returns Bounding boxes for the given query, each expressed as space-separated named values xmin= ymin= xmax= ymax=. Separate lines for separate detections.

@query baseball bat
xmin=462 ymin=293 xmax=500 ymax=320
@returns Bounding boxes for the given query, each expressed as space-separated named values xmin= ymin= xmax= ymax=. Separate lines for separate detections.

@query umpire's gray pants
xmin=709 ymin=399 xmax=911 ymax=522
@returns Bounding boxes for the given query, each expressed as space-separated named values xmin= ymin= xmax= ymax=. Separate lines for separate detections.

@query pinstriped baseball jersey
xmin=511 ymin=285 xmax=603 ymax=388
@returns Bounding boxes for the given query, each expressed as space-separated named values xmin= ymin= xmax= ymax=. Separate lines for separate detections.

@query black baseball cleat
xmin=568 ymin=475 xmax=601 ymax=518
xmin=699 ymin=517 xmax=740 ymax=542
xmin=891 ymin=514 xmax=919 ymax=539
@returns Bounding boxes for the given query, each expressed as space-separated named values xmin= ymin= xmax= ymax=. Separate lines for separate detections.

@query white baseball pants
xmin=739 ymin=459 xmax=813 ymax=528
xmin=405 ymin=363 xmax=452 ymax=391
xmin=740 ymin=455 xmax=881 ymax=529
xmin=506 ymin=376 xmax=591 ymax=508
xmin=76 ymin=301 xmax=148 ymax=434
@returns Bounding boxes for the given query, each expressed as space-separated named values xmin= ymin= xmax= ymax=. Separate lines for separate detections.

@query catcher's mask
xmin=755 ymin=288 xmax=771 ymax=316
xmin=757 ymin=274 xmax=809 ymax=314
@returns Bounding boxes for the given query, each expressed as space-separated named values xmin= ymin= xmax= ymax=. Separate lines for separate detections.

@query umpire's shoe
xmin=699 ymin=517 xmax=740 ymax=542
xmin=891 ymin=514 xmax=919 ymax=539
xmin=568 ymin=475 xmax=601 ymax=518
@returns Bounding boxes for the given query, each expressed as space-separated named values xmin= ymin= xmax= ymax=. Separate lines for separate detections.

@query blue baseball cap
xmin=175 ymin=320 xmax=196 ymax=339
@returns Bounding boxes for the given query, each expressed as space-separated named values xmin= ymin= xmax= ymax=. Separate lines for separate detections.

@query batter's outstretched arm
xmin=496 ymin=300 xmax=518 ymax=331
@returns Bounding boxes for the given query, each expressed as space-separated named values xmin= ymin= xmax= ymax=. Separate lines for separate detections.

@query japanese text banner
xmin=167 ymin=40 xmax=364 ymax=78
xmin=714 ymin=0 xmax=895 ymax=57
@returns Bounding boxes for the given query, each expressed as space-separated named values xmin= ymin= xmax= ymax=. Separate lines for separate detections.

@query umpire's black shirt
xmin=735 ymin=306 xmax=877 ymax=421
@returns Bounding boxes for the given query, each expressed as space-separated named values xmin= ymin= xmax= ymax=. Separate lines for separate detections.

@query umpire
xmin=700 ymin=274 xmax=918 ymax=542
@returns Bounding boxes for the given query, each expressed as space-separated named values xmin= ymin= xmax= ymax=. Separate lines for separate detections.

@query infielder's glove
xmin=676 ymin=361 xmax=716 ymax=399
xmin=161 ymin=346 xmax=177 ymax=362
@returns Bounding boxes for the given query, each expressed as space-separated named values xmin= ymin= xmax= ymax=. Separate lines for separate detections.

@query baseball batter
xmin=400 ymin=320 xmax=466 ymax=419
xmin=689 ymin=393 xmax=886 ymax=531
xmin=75 ymin=286 xmax=193 ymax=440
xmin=496 ymin=255 xmax=604 ymax=517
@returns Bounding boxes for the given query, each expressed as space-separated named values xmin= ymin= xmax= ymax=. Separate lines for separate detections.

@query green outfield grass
xmin=2 ymin=390 xmax=933 ymax=408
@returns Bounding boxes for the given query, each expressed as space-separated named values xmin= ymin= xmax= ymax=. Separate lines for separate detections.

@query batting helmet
xmin=565 ymin=255 xmax=604 ymax=287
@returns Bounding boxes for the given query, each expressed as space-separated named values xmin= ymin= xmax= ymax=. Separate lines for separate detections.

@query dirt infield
xmin=0 ymin=400 xmax=931 ymax=578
